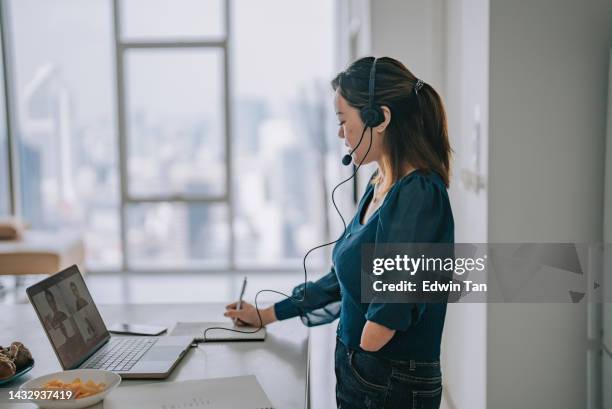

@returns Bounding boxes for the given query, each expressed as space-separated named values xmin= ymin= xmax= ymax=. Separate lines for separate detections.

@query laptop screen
xmin=26 ymin=265 xmax=109 ymax=369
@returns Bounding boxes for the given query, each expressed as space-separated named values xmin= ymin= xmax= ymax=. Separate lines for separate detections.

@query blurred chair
xmin=0 ymin=229 xmax=85 ymax=293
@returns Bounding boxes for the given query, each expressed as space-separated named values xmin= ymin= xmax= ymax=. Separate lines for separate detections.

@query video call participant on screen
xmin=70 ymin=281 xmax=89 ymax=311
xmin=43 ymin=288 xmax=85 ymax=364
xmin=43 ymin=289 xmax=70 ymax=339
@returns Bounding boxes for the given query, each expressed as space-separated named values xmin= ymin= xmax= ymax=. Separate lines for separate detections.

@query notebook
xmin=104 ymin=375 xmax=274 ymax=409
xmin=170 ymin=321 xmax=266 ymax=342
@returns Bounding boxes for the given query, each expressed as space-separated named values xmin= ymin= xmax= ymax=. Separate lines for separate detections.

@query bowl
xmin=0 ymin=359 xmax=35 ymax=385
xmin=19 ymin=369 xmax=121 ymax=409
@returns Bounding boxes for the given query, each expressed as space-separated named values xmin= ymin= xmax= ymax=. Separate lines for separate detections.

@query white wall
xmin=363 ymin=0 xmax=447 ymax=197
xmin=603 ymin=49 xmax=612 ymax=409
xmin=370 ymin=1 xmax=612 ymax=409
xmin=443 ymin=0 xmax=489 ymax=407
xmin=487 ymin=1 xmax=612 ymax=408
xmin=370 ymin=0 xmax=446 ymax=92
xmin=368 ymin=2 xmax=611 ymax=408
xmin=370 ymin=1 xmax=489 ymax=408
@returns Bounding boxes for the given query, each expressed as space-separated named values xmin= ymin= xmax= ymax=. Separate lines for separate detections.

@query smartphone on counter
xmin=108 ymin=323 xmax=167 ymax=336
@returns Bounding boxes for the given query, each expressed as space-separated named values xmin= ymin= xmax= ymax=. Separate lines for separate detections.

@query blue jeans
xmin=335 ymin=338 xmax=443 ymax=409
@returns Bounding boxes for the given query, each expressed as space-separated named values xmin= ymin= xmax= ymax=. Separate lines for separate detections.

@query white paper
xmin=103 ymin=375 xmax=274 ymax=409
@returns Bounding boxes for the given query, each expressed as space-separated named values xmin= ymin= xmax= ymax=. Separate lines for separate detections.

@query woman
xmin=225 ymin=56 xmax=453 ymax=409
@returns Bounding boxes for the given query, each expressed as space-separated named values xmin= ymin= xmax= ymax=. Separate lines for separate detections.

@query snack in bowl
xmin=42 ymin=378 xmax=107 ymax=399
xmin=0 ymin=341 xmax=34 ymax=370
xmin=20 ymin=369 xmax=121 ymax=409
xmin=7 ymin=341 xmax=33 ymax=369
xmin=0 ymin=355 xmax=16 ymax=380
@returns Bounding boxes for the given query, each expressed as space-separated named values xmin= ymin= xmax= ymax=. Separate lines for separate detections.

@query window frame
xmin=0 ymin=0 xmax=21 ymax=218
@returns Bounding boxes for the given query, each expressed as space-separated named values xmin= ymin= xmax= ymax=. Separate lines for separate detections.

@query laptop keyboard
xmin=82 ymin=337 xmax=157 ymax=372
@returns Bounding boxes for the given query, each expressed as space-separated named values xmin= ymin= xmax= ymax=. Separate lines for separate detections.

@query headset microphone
xmin=341 ymin=128 xmax=366 ymax=166
xmin=341 ymin=154 xmax=352 ymax=166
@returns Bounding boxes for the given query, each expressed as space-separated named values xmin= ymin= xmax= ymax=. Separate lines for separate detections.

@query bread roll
xmin=8 ymin=342 xmax=33 ymax=370
xmin=0 ymin=355 xmax=16 ymax=380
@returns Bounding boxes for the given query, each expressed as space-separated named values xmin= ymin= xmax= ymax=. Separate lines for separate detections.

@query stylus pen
xmin=235 ymin=277 xmax=248 ymax=323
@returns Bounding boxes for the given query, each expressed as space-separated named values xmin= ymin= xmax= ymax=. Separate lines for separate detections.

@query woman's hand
xmin=360 ymin=320 xmax=396 ymax=352
xmin=224 ymin=301 xmax=277 ymax=327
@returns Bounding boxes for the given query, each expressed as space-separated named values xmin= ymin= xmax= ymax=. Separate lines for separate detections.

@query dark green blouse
xmin=274 ymin=169 xmax=454 ymax=361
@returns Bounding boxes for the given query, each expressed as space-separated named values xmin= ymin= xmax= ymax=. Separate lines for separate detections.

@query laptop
xmin=26 ymin=265 xmax=193 ymax=379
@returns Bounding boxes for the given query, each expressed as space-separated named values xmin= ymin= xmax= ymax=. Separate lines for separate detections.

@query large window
xmin=9 ymin=0 xmax=120 ymax=269
xmin=122 ymin=47 xmax=229 ymax=270
xmin=124 ymin=49 xmax=226 ymax=198
xmin=116 ymin=0 xmax=230 ymax=271
xmin=2 ymin=0 xmax=337 ymax=272
xmin=231 ymin=0 xmax=335 ymax=268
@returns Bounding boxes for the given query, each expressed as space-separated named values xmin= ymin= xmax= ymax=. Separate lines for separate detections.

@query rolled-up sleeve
xmin=274 ymin=266 xmax=341 ymax=327
xmin=366 ymin=302 xmax=426 ymax=331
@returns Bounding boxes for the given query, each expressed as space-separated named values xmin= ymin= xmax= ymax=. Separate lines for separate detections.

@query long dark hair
xmin=331 ymin=56 xmax=451 ymax=196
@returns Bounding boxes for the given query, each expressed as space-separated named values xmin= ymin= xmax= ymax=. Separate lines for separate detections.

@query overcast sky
xmin=9 ymin=0 xmax=335 ymax=125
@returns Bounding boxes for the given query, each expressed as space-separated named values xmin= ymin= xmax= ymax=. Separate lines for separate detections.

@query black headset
xmin=342 ymin=57 xmax=383 ymax=166
xmin=360 ymin=57 xmax=385 ymax=128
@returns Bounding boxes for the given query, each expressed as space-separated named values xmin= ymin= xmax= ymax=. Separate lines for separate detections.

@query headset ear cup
xmin=360 ymin=106 xmax=384 ymax=128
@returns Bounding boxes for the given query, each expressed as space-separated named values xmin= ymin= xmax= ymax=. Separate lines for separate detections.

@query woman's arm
xmin=224 ymin=266 xmax=341 ymax=327
xmin=360 ymin=320 xmax=396 ymax=351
